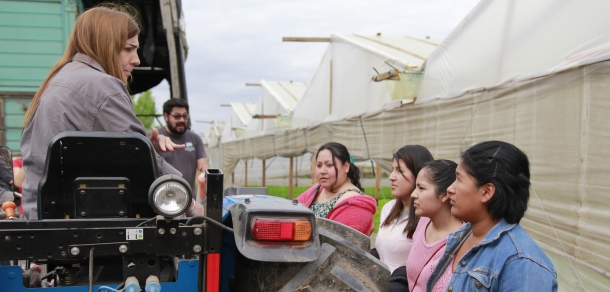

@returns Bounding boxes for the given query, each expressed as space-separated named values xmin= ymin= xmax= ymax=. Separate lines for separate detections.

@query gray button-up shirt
xmin=20 ymin=53 xmax=180 ymax=219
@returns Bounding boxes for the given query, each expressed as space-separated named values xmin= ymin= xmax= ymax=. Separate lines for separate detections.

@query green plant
xmin=131 ymin=90 xmax=157 ymax=131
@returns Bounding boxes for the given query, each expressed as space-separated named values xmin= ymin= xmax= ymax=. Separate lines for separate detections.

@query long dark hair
xmin=382 ymin=145 xmax=433 ymax=239
xmin=422 ymin=160 xmax=457 ymax=196
xmin=460 ymin=141 xmax=530 ymax=224
xmin=316 ymin=142 xmax=363 ymax=192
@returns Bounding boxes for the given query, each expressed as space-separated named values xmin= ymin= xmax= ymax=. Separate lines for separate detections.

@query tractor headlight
xmin=148 ymin=175 xmax=193 ymax=218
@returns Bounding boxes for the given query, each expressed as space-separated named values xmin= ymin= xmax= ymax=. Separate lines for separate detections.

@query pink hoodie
xmin=297 ymin=184 xmax=377 ymax=235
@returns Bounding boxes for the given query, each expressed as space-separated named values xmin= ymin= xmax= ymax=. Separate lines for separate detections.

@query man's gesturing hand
xmin=149 ymin=128 xmax=185 ymax=152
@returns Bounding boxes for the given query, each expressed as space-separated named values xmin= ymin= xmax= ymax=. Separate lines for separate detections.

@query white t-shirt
xmin=375 ymin=199 xmax=413 ymax=273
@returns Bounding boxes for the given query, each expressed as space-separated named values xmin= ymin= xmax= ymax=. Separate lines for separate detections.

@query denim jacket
xmin=427 ymin=219 xmax=558 ymax=292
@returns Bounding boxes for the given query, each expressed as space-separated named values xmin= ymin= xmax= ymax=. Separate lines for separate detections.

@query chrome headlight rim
xmin=148 ymin=174 xmax=193 ymax=218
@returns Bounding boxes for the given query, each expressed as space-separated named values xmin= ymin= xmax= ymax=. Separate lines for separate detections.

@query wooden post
xmin=329 ymin=60 xmax=333 ymax=115
xmin=244 ymin=160 xmax=248 ymax=187
xmin=375 ymin=164 xmax=381 ymax=199
xmin=262 ymin=159 xmax=266 ymax=187
xmin=282 ymin=37 xmax=331 ymax=42
xmin=159 ymin=0 xmax=181 ymax=99
xmin=289 ymin=157 xmax=294 ymax=200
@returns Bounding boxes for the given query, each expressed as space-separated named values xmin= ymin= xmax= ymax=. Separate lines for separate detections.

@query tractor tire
xmin=230 ymin=218 xmax=390 ymax=292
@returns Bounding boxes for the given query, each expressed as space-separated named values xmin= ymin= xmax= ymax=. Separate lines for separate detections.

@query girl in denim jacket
xmin=431 ymin=141 xmax=557 ymax=292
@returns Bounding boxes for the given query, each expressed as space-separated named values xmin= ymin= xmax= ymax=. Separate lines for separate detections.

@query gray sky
xmin=149 ymin=0 xmax=480 ymax=134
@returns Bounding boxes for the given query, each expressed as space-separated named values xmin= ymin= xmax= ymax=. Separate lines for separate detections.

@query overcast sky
xmin=148 ymin=0 xmax=481 ymax=134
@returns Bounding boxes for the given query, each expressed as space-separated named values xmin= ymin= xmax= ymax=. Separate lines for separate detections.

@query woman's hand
xmin=148 ymin=128 xmax=186 ymax=152
xmin=198 ymin=173 xmax=206 ymax=200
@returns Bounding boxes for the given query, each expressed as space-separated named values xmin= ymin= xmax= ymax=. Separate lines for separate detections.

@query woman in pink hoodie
xmin=297 ymin=142 xmax=377 ymax=235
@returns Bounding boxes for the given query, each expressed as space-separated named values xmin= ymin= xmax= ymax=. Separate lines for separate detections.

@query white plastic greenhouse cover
xmin=218 ymin=61 xmax=610 ymax=291
xmin=245 ymin=80 xmax=308 ymax=136
xmin=209 ymin=5 xmax=610 ymax=290
xmin=204 ymin=121 xmax=224 ymax=148
xmin=203 ymin=121 xmax=224 ymax=172
xmin=219 ymin=102 xmax=255 ymax=142
xmin=291 ymin=34 xmax=439 ymax=129
xmin=418 ymin=0 xmax=610 ymax=103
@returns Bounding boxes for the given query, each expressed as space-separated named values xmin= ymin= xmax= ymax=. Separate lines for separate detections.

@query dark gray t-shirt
xmin=157 ymin=127 xmax=206 ymax=191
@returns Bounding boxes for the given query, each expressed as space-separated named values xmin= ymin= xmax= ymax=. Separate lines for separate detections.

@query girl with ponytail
xmin=433 ymin=141 xmax=557 ymax=291
xmin=297 ymin=142 xmax=377 ymax=235
xmin=406 ymin=159 xmax=463 ymax=292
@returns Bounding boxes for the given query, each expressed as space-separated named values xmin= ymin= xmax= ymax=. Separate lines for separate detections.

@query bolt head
xmin=70 ymin=247 xmax=80 ymax=256
xmin=80 ymin=212 xmax=86 ymax=217
xmin=170 ymin=228 xmax=177 ymax=234
xmin=4 ymin=236 xmax=10 ymax=241
xmin=158 ymin=228 xmax=166 ymax=235
xmin=194 ymin=228 xmax=202 ymax=235
xmin=118 ymin=245 xmax=128 ymax=253
xmin=193 ymin=245 xmax=202 ymax=253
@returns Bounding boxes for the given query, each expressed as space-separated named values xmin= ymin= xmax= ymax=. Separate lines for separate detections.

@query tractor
xmin=0 ymin=132 xmax=389 ymax=291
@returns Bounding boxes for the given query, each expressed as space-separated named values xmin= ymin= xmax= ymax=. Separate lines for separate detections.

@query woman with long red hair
xmin=20 ymin=4 xmax=186 ymax=219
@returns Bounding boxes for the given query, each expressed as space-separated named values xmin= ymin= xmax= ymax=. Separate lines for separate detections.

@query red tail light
xmin=251 ymin=217 xmax=312 ymax=241
xmin=206 ymin=253 xmax=220 ymax=292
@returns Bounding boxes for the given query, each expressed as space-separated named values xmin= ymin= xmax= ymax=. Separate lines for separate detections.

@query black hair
xmin=163 ymin=98 xmax=189 ymax=115
xmin=422 ymin=160 xmax=457 ymax=196
xmin=460 ymin=140 xmax=530 ymax=224
xmin=382 ymin=145 xmax=433 ymax=239
xmin=316 ymin=142 xmax=363 ymax=192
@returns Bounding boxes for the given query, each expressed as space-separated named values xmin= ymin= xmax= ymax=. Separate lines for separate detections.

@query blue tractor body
xmin=0 ymin=194 xmax=294 ymax=292
xmin=0 ymin=132 xmax=388 ymax=292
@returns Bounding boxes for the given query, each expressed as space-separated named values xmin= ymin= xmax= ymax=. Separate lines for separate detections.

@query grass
xmin=261 ymin=185 xmax=393 ymax=233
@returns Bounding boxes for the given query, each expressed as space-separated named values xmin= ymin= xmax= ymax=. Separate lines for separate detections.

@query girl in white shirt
xmin=373 ymin=145 xmax=433 ymax=291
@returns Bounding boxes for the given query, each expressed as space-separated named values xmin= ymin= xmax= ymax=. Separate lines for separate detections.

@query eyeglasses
xmin=170 ymin=113 xmax=189 ymax=120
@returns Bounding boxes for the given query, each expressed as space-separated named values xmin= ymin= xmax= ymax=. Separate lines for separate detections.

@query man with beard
xmin=158 ymin=98 xmax=209 ymax=194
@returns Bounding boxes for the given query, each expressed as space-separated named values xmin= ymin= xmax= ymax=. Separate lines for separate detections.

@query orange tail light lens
xmin=251 ymin=217 xmax=312 ymax=241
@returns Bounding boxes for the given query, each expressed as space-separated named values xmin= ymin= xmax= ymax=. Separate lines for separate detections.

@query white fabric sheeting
xmin=291 ymin=34 xmax=439 ymax=129
xmin=210 ymin=61 xmax=610 ymax=291
xmin=418 ymin=0 xmax=610 ymax=103
xmin=290 ymin=47 xmax=333 ymax=129
xmin=245 ymin=80 xmax=307 ymax=137
xmin=220 ymin=102 xmax=255 ymax=142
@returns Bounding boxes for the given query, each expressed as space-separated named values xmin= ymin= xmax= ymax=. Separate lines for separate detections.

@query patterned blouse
xmin=310 ymin=188 xmax=364 ymax=218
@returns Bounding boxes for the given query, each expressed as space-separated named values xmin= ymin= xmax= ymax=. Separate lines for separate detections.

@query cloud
xmin=150 ymin=0 xmax=480 ymax=134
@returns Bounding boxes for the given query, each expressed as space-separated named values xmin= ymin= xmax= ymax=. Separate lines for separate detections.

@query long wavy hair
xmin=24 ymin=4 xmax=141 ymax=125
xmin=381 ymin=145 xmax=433 ymax=239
